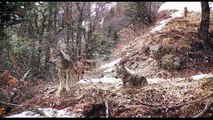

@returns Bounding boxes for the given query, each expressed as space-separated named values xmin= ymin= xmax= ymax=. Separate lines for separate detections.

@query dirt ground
xmin=6 ymin=75 xmax=213 ymax=118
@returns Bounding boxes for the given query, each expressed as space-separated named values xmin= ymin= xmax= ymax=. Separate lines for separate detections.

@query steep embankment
xmin=108 ymin=6 xmax=213 ymax=79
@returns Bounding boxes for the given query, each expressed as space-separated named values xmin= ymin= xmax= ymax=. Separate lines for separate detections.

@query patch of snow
xmin=190 ymin=74 xmax=213 ymax=80
xmin=100 ymin=58 xmax=121 ymax=69
xmin=147 ymin=78 xmax=167 ymax=84
xmin=6 ymin=111 xmax=41 ymax=118
xmin=151 ymin=2 xmax=213 ymax=33
xmin=5 ymin=107 xmax=81 ymax=118
xmin=150 ymin=10 xmax=183 ymax=33
xmin=78 ymin=76 xmax=121 ymax=84
xmin=170 ymin=10 xmax=183 ymax=18
xmin=150 ymin=18 xmax=172 ymax=33
xmin=158 ymin=2 xmax=213 ymax=13
xmin=104 ymin=67 xmax=114 ymax=73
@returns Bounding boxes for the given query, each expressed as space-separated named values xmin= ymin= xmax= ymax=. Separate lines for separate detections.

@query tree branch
xmin=193 ymin=98 xmax=213 ymax=118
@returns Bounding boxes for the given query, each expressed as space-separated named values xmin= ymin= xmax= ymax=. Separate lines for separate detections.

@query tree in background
xmin=0 ymin=2 xmax=33 ymax=74
xmin=1 ymin=2 xmax=122 ymax=81
xmin=198 ymin=2 xmax=213 ymax=54
xmin=125 ymin=2 xmax=156 ymax=31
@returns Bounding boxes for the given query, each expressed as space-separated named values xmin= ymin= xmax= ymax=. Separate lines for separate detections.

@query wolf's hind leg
xmin=56 ymin=70 xmax=64 ymax=96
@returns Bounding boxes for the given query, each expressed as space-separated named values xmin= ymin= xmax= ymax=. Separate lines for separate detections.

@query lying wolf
xmin=114 ymin=63 xmax=148 ymax=87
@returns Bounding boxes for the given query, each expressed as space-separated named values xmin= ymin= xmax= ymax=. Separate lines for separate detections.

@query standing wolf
xmin=114 ymin=63 xmax=148 ymax=87
xmin=49 ymin=48 xmax=76 ymax=96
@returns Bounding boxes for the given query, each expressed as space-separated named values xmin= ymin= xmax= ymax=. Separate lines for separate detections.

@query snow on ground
xmin=190 ymin=74 xmax=213 ymax=80
xmin=100 ymin=58 xmax=121 ymax=69
xmin=6 ymin=111 xmax=41 ymax=118
xmin=5 ymin=107 xmax=81 ymax=118
xmin=147 ymin=78 xmax=167 ymax=84
xmin=79 ymin=72 xmax=213 ymax=85
xmin=150 ymin=17 xmax=173 ymax=33
xmin=158 ymin=2 xmax=213 ymax=13
xmin=151 ymin=2 xmax=213 ymax=33
xmin=104 ymin=67 xmax=114 ymax=73
xmin=78 ymin=76 xmax=168 ymax=85
xmin=150 ymin=10 xmax=182 ymax=33
xmin=78 ymin=76 xmax=121 ymax=84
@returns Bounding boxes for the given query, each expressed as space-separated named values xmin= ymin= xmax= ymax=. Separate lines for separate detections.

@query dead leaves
xmin=0 ymin=70 xmax=18 ymax=87
xmin=6 ymin=74 xmax=213 ymax=118
xmin=0 ymin=107 xmax=5 ymax=117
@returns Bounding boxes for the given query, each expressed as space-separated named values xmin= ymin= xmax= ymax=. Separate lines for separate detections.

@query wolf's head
xmin=49 ymin=48 xmax=61 ymax=64
xmin=49 ymin=48 xmax=71 ymax=63
xmin=114 ymin=64 xmax=126 ymax=79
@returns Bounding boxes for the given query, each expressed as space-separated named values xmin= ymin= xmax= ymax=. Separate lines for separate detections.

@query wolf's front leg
xmin=65 ymin=71 xmax=71 ymax=91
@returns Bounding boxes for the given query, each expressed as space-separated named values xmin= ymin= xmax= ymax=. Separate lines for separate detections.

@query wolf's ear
xmin=114 ymin=64 xmax=119 ymax=69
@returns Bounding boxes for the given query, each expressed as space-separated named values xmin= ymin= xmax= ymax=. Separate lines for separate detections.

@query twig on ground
xmin=193 ymin=98 xmax=213 ymax=118
xmin=134 ymin=93 xmax=213 ymax=111
xmin=31 ymin=106 xmax=48 ymax=117
xmin=105 ymin=101 xmax=109 ymax=118
xmin=20 ymin=69 xmax=31 ymax=82
xmin=0 ymin=101 xmax=22 ymax=107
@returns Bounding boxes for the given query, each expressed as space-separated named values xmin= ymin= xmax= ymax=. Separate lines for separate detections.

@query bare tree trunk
xmin=198 ymin=2 xmax=213 ymax=53
xmin=83 ymin=2 xmax=99 ymax=59
xmin=47 ymin=2 xmax=53 ymax=32
xmin=198 ymin=2 xmax=210 ymax=41
xmin=53 ymin=2 xmax=58 ymax=35
xmin=45 ymin=2 xmax=53 ymax=70
xmin=76 ymin=2 xmax=86 ymax=57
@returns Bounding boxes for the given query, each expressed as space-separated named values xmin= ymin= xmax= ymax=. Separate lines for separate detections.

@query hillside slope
xmin=110 ymin=7 xmax=213 ymax=79
xmin=4 ymin=2 xmax=213 ymax=118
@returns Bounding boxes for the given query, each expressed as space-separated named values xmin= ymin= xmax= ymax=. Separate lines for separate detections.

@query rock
xmin=149 ymin=43 xmax=163 ymax=60
xmin=173 ymin=57 xmax=182 ymax=70
xmin=161 ymin=54 xmax=175 ymax=71
xmin=149 ymin=43 xmax=162 ymax=51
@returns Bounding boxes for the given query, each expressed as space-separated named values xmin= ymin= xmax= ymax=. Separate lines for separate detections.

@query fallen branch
xmin=20 ymin=69 xmax=31 ymax=82
xmin=31 ymin=106 xmax=48 ymax=117
xmin=166 ymin=93 xmax=213 ymax=110
xmin=0 ymin=101 xmax=22 ymax=107
xmin=193 ymin=98 xmax=213 ymax=118
xmin=105 ymin=101 xmax=109 ymax=118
